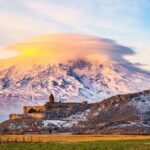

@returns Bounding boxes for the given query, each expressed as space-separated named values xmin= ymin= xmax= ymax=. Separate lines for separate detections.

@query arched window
xmin=28 ymin=108 xmax=37 ymax=113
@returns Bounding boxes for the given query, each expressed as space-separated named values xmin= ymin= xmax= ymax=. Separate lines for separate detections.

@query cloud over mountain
xmin=3 ymin=34 xmax=135 ymax=66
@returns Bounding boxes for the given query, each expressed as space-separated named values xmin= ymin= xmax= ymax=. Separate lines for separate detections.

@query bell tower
xmin=48 ymin=93 xmax=55 ymax=103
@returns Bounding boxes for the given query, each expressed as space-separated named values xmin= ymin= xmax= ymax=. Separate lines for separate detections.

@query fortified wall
xmin=9 ymin=94 xmax=90 ymax=120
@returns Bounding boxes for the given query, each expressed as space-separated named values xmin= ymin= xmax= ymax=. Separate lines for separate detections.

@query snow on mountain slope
xmin=0 ymin=33 xmax=150 ymax=121
xmin=130 ymin=93 xmax=150 ymax=113
xmin=0 ymin=59 xmax=150 ymax=121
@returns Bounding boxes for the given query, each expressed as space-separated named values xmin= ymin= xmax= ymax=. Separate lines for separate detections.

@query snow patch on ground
xmin=43 ymin=120 xmax=66 ymax=127
xmin=130 ymin=94 xmax=150 ymax=113
xmin=66 ymin=109 xmax=90 ymax=121
xmin=111 ymin=121 xmax=150 ymax=128
xmin=43 ymin=109 xmax=91 ymax=128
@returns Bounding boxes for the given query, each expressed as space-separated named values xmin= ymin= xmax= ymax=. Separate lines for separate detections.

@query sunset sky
xmin=0 ymin=0 xmax=150 ymax=71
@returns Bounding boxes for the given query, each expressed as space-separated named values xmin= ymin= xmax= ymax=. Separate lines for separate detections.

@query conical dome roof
xmin=48 ymin=93 xmax=54 ymax=103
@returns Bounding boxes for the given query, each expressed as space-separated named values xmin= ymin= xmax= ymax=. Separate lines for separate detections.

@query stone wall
xmin=10 ymin=102 xmax=91 ymax=120
xmin=10 ymin=113 xmax=45 ymax=120
xmin=27 ymin=113 xmax=46 ymax=119
xmin=45 ymin=102 xmax=93 ymax=119
xmin=45 ymin=102 xmax=89 ymax=109
xmin=9 ymin=114 xmax=25 ymax=120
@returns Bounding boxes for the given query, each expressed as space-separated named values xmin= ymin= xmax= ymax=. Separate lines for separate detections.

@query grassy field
xmin=0 ymin=134 xmax=150 ymax=150
xmin=0 ymin=140 xmax=150 ymax=150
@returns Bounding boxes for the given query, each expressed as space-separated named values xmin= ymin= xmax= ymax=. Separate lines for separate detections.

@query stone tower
xmin=48 ymin=93 xmax=55 ymax=103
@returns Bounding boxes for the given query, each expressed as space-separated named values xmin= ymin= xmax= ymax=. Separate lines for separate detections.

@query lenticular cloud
xmin=6 ymin=33 xmax=135 ymax=65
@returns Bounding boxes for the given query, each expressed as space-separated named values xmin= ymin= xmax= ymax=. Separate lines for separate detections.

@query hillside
xmin=0 ymin=90 xmax=150 ymax=134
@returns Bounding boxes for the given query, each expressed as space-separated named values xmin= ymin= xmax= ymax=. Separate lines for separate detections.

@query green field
xmin=0 ymin=140 xmax=150 ymax=150
xmin=0 ymin=135 xmax=150 ymax=150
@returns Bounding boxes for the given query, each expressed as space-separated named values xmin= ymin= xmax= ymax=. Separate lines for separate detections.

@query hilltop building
xmin=9 ymin=94 xmax=89 ymax=120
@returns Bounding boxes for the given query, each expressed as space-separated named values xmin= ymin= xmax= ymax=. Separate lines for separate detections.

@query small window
xmin=28 ymin=108 xmax=37 ymax=113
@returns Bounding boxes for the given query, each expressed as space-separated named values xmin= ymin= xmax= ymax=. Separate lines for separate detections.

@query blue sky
xmin=0 ymin=0 xmax=150 ymax=70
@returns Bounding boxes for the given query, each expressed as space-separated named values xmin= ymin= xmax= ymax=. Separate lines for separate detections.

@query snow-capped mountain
xmin=0 ymin=59 xmax=150 ymax=121
xmin=0 ymin=33 xmax=150 ymax=121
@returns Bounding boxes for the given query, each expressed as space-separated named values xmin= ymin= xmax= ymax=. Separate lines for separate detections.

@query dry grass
xmin=0 ymin=134 xmax=150 ymax=143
